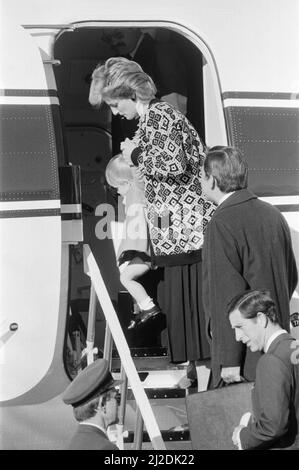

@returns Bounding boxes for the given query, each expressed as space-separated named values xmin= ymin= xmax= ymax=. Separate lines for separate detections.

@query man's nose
xmin=110 ymin=107 xmax=119 ymax=116
xmin=235 ymin=329 xmax=242 ymax=342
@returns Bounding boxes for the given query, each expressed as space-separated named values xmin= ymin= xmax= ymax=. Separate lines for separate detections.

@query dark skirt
xmin=157 ymin=260 xmax=210 ymax=363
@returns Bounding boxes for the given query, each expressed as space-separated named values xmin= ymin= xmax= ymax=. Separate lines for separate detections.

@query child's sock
xmin=132 ymin=301 xmax=140 ymax=315
xmin=138 ymin=296 xmax=155 ymax=311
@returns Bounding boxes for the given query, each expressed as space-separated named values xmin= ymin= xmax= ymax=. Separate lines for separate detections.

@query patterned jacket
xmin=131 ymin=100 xmax=215 ymax=267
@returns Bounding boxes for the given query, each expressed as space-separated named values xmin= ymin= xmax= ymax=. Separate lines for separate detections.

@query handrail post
xmin=86 ymin=283 xmax=97 ymax=365
xmin=133 ymin=406 xmax=144 ymax=450
xmin=103 ymin=322 xmax=113 ymax=369
xmin=113 ymin=364 xmax=129 ymax=450
xmin=83 ymin=243 xmax=166 ymax=450
xmin=119 ymin=364 xmax=128 ymax=426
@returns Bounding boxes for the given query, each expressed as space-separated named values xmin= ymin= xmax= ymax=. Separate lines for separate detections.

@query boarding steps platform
xmin=83 ymin=244 xmax=210 ymax=450
xmin=111 ymin=347 xmax=210 ymax=448
xmin=112 ymin=347 xmax=189 ymax=399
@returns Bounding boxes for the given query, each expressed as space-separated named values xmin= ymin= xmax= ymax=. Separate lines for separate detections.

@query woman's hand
xmin=134 ymin=166 xmax=144 ymax=183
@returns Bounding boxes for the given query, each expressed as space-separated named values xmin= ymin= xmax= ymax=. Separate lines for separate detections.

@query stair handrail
xmin=82 ymin=243 xmax=166 ymax=450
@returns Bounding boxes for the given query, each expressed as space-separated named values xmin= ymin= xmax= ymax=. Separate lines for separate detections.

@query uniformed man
xmin=63 ymin=358 xmax=122 ymax=450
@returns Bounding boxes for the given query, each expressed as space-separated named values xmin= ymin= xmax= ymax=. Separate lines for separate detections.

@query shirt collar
xmin=264 ymin=329 xmax=287 ymax=353
xmin=218 ymin=191 xmax=235 ymax=206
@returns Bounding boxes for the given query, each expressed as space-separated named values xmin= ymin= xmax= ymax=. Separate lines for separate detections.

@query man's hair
xmin=227 ymin=289 xmax=279 ymax=324
xmin=89 ymin=57 xmax=156 ymax=107
xmin=73 ymin=395 xmax=100 ymax=422
xmin=105 ymin=153 xmax=134 ymax=188
xmin=203 ymin=146 xmax=248 ymax=193
xmin=73 ymin=388 xmax=116 ymax=422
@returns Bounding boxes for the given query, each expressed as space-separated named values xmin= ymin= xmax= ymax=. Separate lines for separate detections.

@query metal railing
xmin=82 ymin=244 xmax=166 ymax=450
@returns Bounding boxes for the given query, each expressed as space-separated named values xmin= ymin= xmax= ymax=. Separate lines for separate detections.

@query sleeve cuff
xmin=131 ymin=147 xmax=142 ymax=166
xmin=236 ymin=427 xmax=243 ymax=450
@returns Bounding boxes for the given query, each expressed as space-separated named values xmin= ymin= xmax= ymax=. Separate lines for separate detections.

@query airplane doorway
xmin=53 ymin=26 xmax=209 ymax=376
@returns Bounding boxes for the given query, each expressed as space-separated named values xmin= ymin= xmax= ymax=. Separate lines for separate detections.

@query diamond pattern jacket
xmin=131 ymin=100 xmax=215 ymax=267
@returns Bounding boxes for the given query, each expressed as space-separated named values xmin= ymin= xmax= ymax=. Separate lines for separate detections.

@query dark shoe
xmin=127 ymin=319 xmax=137 ymax=330
xmin=139 ymin=306 xmax=161 ymax=324
xmin=127 ymin=312 xmax=143 ymax=330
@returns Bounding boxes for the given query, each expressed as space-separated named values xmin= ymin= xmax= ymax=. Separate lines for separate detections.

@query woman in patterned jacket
xmin=89 ymin=57 xmax=215 ymax=383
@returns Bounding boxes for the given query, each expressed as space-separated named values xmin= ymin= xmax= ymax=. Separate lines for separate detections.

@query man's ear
xmin=99 ymin=396 xmax=106 ymax=413
xmin=206 ymin=174 xmax=215 ymax=190
xmin=257 ymin=312 xmax=268 ymax=327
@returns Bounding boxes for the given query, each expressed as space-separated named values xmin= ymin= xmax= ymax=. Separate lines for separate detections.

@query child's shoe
xmin=139 ymin=305 xmax=161 ymax=324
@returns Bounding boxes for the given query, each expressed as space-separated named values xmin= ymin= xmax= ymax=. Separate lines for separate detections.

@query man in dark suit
xmin=229 ymin=289 xmax=299 ymax=450
xmin=201 ymin=146 xmax=298 ymax=388
xmin=62 ymin=358 xmax=122 ymax=450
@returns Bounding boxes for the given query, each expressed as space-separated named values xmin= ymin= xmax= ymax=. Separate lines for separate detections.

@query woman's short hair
xmin=89 ymin=57 xmax=156 ymax=107
xmin=105 ymin=153 xmax=134 ymax=188
xmin=203 ymin=146 xmax=248 ymax=193
xmin=227 ymin=289 xmax=279 ymax=324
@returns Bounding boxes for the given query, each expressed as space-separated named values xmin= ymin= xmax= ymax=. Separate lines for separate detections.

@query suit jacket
xmin=240 ymin=333 xmax=299 ymax=449
xmin=202 ymin=189 xmax=298 ymax=387
xmin=67 ymin=424 xmax=118 ymax=450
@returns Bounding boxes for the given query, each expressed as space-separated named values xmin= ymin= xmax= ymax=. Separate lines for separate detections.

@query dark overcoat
xmin=67 ymin=424 xmax=118 ymax=450
xmin=202 ymin=189 xmax=298 ymax=387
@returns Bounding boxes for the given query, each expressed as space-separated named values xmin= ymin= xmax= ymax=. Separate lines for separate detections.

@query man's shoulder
xmin=255 ymin=197 xmax=282 ymax=213
xmin=258 ymin=334 xmax=296 ymax=371
xmin=68 ymin=425 xmax=118 ymax=450
xmin=270 ymin=333 xmax=297 ymax=358
xmin=213 ymin=192 xmax=283 ymax=219
xmin=206 ymin=207 xmax=233 ymax=228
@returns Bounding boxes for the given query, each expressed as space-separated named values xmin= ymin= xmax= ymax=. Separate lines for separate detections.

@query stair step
xmin=126 ymin=387 xmax=188 ymax=399
xmin=112 ymin=353 xmax=188 ymax=373
xmin=124 ymin=428 xmax=190 ymax=443
xmin=113 ymin=368 xmax=190 ymax=389
xmin=113 ymin=347 xmax=168 ymax=358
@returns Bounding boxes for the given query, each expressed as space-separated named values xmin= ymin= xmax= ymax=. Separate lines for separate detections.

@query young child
xmin=105 ymin=153 xmax=160 ymax=329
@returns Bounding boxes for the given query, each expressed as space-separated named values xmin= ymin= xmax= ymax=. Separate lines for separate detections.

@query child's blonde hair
xmin=105 ymin=153 xmax=134 ymax=188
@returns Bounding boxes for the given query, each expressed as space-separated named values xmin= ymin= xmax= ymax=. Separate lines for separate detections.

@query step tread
xmin=113 ymin=369 xmax=192 ymax=389
xmin=124 ymin=428 xmax=190 ymax=443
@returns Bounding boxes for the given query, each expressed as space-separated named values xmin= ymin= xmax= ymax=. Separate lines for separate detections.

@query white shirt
xmin=218 ymin=191 xmax=235 ymax=206
xmin=264 ymin=329 xmax=287 ymax=353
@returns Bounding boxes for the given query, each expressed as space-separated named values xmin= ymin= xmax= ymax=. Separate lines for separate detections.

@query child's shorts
xmin=118 ymin=250 xmax=151 ymax=267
